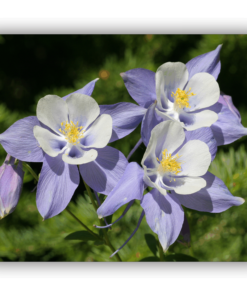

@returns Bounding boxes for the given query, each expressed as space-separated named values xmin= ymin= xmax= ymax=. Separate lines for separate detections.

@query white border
xmin=0 ymin=262 xmax=247 ymax=283
xmin=0 ymin=13 xmax=247 ymax=34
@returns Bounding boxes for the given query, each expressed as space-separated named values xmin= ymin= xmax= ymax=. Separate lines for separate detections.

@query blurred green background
xmin=0 ymin=35 xmax=247 ymax=262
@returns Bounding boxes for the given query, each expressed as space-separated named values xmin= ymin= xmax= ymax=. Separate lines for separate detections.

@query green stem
xmin=99 ymin=219 xmax=122 ymax=262
xmin=66 ymin=208 xmax=103 ymax=242
xmin=83 ymin=180 xmax=98 ymax=211
xmin=22 ymin=162 xmax=39 ymax=182
xmin=158 ymin=239 xmax=164 ymax=262
xmin=83 ymin=179 xmax=122 ymax=262
xmin=22 ymin=163 xmax=119 ymax=258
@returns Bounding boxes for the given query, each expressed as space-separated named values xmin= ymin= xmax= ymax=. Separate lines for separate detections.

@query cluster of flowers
xmin=0 ymin=45 xmax=246 ymax=256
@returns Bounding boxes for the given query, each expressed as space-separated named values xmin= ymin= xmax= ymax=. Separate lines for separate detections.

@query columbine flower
xmin=121 ymin=45 xmax=247 ymax=149
xmin=0 ymin=79 xmax=101 ymax=163
xmin=97 ymin=120 xmax=244 ymax=253
xmin=142 ymin=121 xmax=211 ymax=195
xmin=154 ymin=62 xmax=220 ymax=130
xmin=121 ymin=45 xmax=222 ymax=148
xmin=0 ymin=154 xmax=24 ymax=219
xmin=33 ymin=93 xmax=130 ymax=219
xmin=33 ymin=93 xmax=112 ymax=165
xmin=0 ymin=78 xmax=145 ymax=162
xmin=0 ymin=79 xmax=130 ymax=219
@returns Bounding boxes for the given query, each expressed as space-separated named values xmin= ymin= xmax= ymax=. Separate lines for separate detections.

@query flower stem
xmin=83 ymin=180 xmax=98 ymax=211
xmin=158 ymin=239 xmax=164 ymax=262
xmin=100 ymin=220 xmax=122 ymax=261
xmin=65 ymin=208 xmax=103 ymax=242
xmin=127 ymin=138 xmax=142 ymax=161
xmin=83 ymin=179 xmax=122 ymax=262
xmin=22 ymin=162 xmax=39 ymax=182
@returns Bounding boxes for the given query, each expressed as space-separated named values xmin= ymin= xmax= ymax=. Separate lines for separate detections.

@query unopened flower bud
xmin=0 ymin=154 xmax=24 ymax=219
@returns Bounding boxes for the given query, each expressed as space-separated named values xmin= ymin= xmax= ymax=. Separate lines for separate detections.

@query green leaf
xmin=139 ymin=256 xmax=159 ymax=262
xmin=164 ymin=253 xmax=198 ymax=262
xmin=144 ymin=234 xmax=158 ymax=256
xmin=23 ymin=173 xmax=34 ymax=184
xmin=64 ymin=231 xmax=98 ymax=242
xmin=99 ymin=193 xmax=106 ymax=201
xmin=94 ymin=241 xmax=105 ymax=246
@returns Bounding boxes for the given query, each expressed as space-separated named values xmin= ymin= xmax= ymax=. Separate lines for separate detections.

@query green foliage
xmin=144 ymin=234 xmax=158 ymax=257
xmin=139 ymin=253 xmax=198 ymax=262
xmin=164 ymin=253 xmax=199 ymax=262
xmin=0 ymin=35 xmax=247 ymax=261
xmin=64 ymin=231 xmax=100 ymax=242
xmin=140 ymin=257 xmax=159 ymax=262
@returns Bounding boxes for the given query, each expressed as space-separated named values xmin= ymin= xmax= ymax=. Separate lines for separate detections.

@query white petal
xmin=155 ymin=107 xmax=180 ymax=122
xmin=66 ymin=93 xmax=100 ymax=129
xmin=81 ymin=114 xmax=112 ymax=148
xmin=177 ymin=140 xmax=211 ymax=177
xmin=156 ymin=62 xmax=188 ymax=109
xmin=141 ymin=130 xmax=161 ymax=171
xmin=142 ymin=121 xmax=185 ymax=170
xmin=141 ymin=137 xmax=160 ymax=171
xmin=170 ymin=176 xmax=206 ymax=194
xmin=62 ymin=148 xmax=98 ymax=165
xmin=37 ymin=95 xmax=68 ymax=133
xmin=184 ymin=72 xmax=220 ymax=112
xmin=143 ymin=171 xmax=156 ymax=188
xmin=143 ymin=172 xmax=168 ymax=195
xmin=33 ymin=126 xmax=67 ymax=157
xmin=180 ymin=110 xmax=218 ymax=131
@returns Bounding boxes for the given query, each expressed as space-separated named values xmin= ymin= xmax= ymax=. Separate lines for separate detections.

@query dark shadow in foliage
xmin=139 ymin=256 xmax=159 ymax=262
xmin=140 ymin=253 xmax=198 ymax=262
xmin=0 ymin=248 xmax=67 ymax=262
xmin=144 ymin=234 xmax=158 ymax=257
xmin=153 ymin=35 xmax=203 ymax=69
xmin=164 ymin=253 xmax=198 ymax=262
xmin=0 ymin=35 xmax=126 ymax=112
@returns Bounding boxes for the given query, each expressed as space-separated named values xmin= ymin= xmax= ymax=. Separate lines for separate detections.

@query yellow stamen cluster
xmin=157 ymin=149 xmax=182 ymax=175
xmin=59 ymin=121 xmax=84 ymax=145
xmin=171 ymin=87 xmax=196 ymax=109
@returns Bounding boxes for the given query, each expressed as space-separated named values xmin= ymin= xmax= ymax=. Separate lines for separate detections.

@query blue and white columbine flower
xmin=34 ymin=93 xmax=112 ymax=165
xmin=33 ymin=93 xmax=130 ymax=219
xmin=154 ymin=61 xmax=220 ymax=130
xmin=97 ymin=120 xmax=244 ymax=252
xmin=120 ymin=45 xmax=247 ymax=149
xmin=142 ymin=121 xmax=211 ymax=195
xmin=0 ymin=79 xmax=131 ymax=219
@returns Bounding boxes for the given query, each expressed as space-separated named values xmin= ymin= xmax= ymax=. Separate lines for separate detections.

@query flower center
xmin=59 ymin=121 xmax=85 ymax=145
xmin=171 ymin=87 xmax=196 ymax=109
xmin=157 ymin=149 xmax=182 ymax=175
